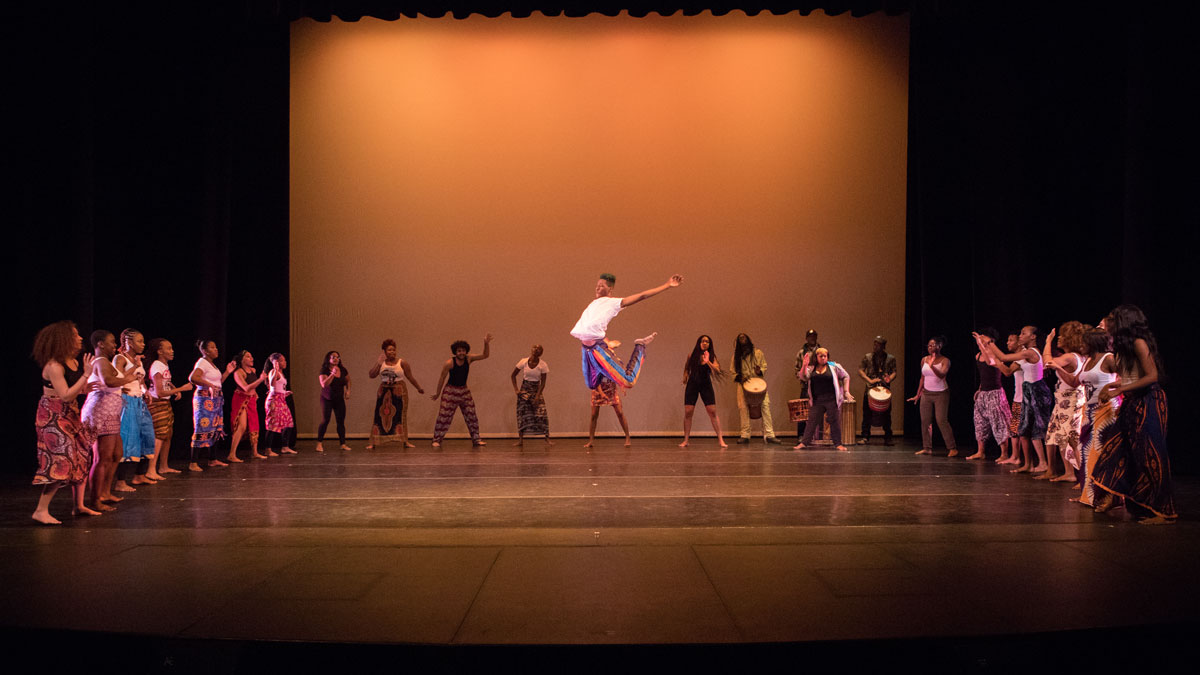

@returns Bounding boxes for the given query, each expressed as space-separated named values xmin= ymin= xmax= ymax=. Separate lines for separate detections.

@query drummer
xmin=731 ymin=333 xmax=780 ymax=445
xmin=793 ymin=329 xmax=821 ymax=438
xmin=858 ymin=336 xmax=897 ymax=446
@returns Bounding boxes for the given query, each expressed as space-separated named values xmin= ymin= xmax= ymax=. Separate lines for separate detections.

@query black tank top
xmin=976 ymin=359 xmax=1002 ymax=391
xmin=448 ymin=358 xmax=470 ymax=387
xmin=44 ymin=361 xmax=84 ymax=389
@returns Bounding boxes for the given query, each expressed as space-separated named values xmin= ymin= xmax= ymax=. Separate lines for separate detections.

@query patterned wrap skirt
xmin=191 ymin=389 xmax=225 ymax=448
xmin=590 ymin=379 xmax=621 ymax=407
xmin=149 ymin=398 xmax=174 ymax=440
xmin=265 ymin=392 xmax=294 ymax=432
xmin=1078 ymin=392 xmax=1121 ymax=507
xmin=372 ymin=382 xmax=407 ymax=441
xmin=34 ymin=396 xmax=94 ymax=486
xmin=1008 ymin=401 xmax=1022 ymax=437
xmin=119 ymin=394 xmax=156 ymax=459
xmin=973 ymin=388 xmax=1011 ymax=444
xmin=1045 ymin=385 xmax=1084 ymax=453
xmin=1090 ymin=385 xmax=1175 ymax=520
xmin=517 ymin=380 xmax=549 ymax=436
xmin=1017 ymin=380 xmax=1054 ymax=441
xmin=231 ymin=391 xmax=260 ymax=433
xmin=82 ymin=389 xmax=124 ymax=437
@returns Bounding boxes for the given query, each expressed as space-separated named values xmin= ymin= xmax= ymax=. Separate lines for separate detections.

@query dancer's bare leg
xmin=133 ymin=455 xmax=162 ymax=483
xmin=680 ymin=405 xmax=695 ymax=447
xmin=966 ymin=441 xmax=986 ymax=460
xmin=1012 ymin=437 xmax=1033 ymax=472
xmin=614 ymin=402 xmax=632 ymax=447
xmin=1030 ymin=439 xmax=1048 ymax=473
xmin=156 ymin=437 xmax=179 ymax=475
xmin=584 ymin=408 xmax=600 ymax=448
xmin=227 ymin=410 xmax=246 ymax=463
xmin=89 ymin=436 xmax=121 ymax=510
xmin=1035 ymin=442 xmax=1057 ymax=479
xmin=703 ymin=404 xmax=727 ymax=448
xmin=32 ymin=485 xmax=62 ymax=525
xmin=72 ymin=484 xmax=100 ymax=517
xmin=1052 ymin=444 xmax=1080 ymax=482
xmin=543 ymin=433 xmax=554 ymax=446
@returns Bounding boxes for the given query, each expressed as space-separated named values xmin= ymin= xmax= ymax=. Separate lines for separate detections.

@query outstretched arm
xmin=620 ymin=275 xmax=683 ymax=308
xmin=470 ymin=334 xmax=493 ymax=362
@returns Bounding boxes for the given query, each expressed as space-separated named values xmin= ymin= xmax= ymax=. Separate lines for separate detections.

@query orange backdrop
xmin=290 ymin=10 xmax=909 ymax=437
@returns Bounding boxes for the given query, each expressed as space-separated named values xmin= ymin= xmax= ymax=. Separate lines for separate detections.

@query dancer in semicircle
xmin=569 ymin=273 xmax=682 ymax=393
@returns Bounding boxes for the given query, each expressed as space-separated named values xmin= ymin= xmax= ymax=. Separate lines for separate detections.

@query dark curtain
xmin=12 ymin=4 xmax=290 ymax=472
xmin=905 ymin=4 xmax=1199 ymax=471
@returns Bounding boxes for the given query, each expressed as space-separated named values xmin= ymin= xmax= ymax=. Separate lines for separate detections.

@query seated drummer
xmin=731 ymin=333 xmax=780 ymax=445
xmin=858 ymin=336 xmax=897 ymax=446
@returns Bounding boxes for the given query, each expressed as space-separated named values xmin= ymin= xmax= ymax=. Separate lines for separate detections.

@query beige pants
xmin=736 ymin=387 xmax=775 ymax=439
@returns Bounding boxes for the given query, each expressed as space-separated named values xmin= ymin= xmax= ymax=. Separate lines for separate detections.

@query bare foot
xmin=341 ymin=445 xmax=352 ymax=452
xmin=113 ymin=481 xmax=136 ymax=492
xmin=210 ymin=460 xmax=228 ymax=468
xmin=73 ymin=505 xmax=102 ymax=517
xmin=679 ymin=440 xmax=689 ymax=447
xmin=1030 ymin=464 xmax=1048 ymax=474
xmin=226 ymin=455 xmax=244 ymax=463
xmin=432 ymin=442 xmax=441 ymax=448
xmin=1034 ymin=473 xmax=1052 ymax=481
xmin=161 ymin=467 xmax=181 ymax=474
xmin=634 ymin=332 xmax=658 ymax=346
xmin=1051 ymin=474 xmax=1077 ymax=483
xmin=267 ymin=450 xmax=279 ymax=457
xmin=793 ymin=443 xmax=806 ymax=450
xmin=718 ymin=440 xmax=728 ymax=448
xmin=188 ymin=462 xmax=204 ymax=472
xmin=583 ymin=441 xmax=594 ymax=448
xmin=1012 ymin=465 xmax=1032 ymax=473
xmin=252 ymin=453 xmax=267 ymax=459
xmin=473 ymin=440 xmax=487 ymax=447
xmin=32 ymin=512 xmax=61 ymax=525
xmin=404 ymin=442 xmax=416 ymax=448
xmin=947 ymin=450 xmax=959 ymax=458
xmin=364 ymin=445 xmax=374 ymax=450
xmin=145 ymin=472 xmax=165 ymax=481
xmin=91 ymin=501 xmax=115 ymax=512
xmin=315 ymin=443 xmax=325 ymax=453
xmin=281 ymin=448 xmax=297 ymax=455
xmin=131 ymin=476 xmax=157 ymax=485
xmin=915 ymin=449 xmax=932 ymax=455
xmin=966 ymin=453 xmax=985 ymax=460
xmin=624 ymin=438 xmax=632 ymax=447
xmin=837 ymin=445 xmax=849 ymax=452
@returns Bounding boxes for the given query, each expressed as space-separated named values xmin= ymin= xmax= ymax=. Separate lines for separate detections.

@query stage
xmin=1 ymin=436 xmax=1197 ymax=669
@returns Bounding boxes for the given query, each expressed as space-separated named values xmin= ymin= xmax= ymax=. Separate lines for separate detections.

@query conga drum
xmin=840 ymin=397 xmax=857 ymax=444
xmin=787 ymin=398 xmax=810 ymax=422
xmin=742 ymin=377 xmax=767 ymax=419
xmin=868 ymin=386 xmax=892 ymax=413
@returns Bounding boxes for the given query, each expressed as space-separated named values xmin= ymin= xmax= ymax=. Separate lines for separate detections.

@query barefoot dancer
xmin=367 ymin=339 xmax=424 ymax=450
xmin=908 ymin=336 xmax=958 ymax=457
xmin=794 ymin=348 xmax=853 ymax=452
xmin=316 ymin=351 xmax=351 ymax=452
xmin=147 ymin=338 xmax=192 ymax=475
xmin=188 ymin=340 xmax=238 ymax=472
xmin=967 ymin=328 xmax=1011 ymax=461
xmin=31 ymin=321 xmax=99 ymax=524
xmin=1072 ymin=328 xmax=1119 ymax=506
xmin=585 ymin=342 xmax=632 ymax=448
xmin=228 ymin=350 xmax=269 ymax=461
xmin=431 ymin=335 xmax=492 ymax=448
xmin=570 ymin=273 xmax=682 ymax=393
xmin=679 ymin=335 xmax=726 ymax=448
xmin=511 ymin=344 xmax=552 ymax=447
xmin=112 ymin=329 xmax=160 ymax=489
xmin=264 ymin=353 xmax=297 ymax=455
xmin=82 ymin=330 xmax=138 ymax=511
xmin=985 ymin=326 xmax=1052 ymax=473
xmin=1042 ymin=323 xmax=1087 ymax=483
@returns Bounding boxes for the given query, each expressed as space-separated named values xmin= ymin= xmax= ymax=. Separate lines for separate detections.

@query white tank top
xmin=1018 ymin=356 xmax=1043 ymax=383
xmin=88 ymin=356 xmax=123 ymax=394
xmin=921 ymin=360 xmax=948 ymax=392
xmin=1079 ymin=353 xmax=1118 ymax=405
xmin=113 ymin=353 xmax=146 ymax=397
xmin=270 ymin=372 xmax=288 ymax=394
xmin=1056 ymin=354 xmax=1085 ymax=392
xmin=380 ymin=361 xmax=406 ymax=386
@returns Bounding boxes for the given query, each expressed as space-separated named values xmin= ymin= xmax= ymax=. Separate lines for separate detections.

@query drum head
xmin=742 ymin=377 xmax=767 ymax=394
xmin=868 ymin=386 xmax=892 ymax=401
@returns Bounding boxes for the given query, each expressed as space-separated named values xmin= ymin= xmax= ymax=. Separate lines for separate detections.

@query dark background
xmin=12 ymin=2 xmax=1197 ymax=474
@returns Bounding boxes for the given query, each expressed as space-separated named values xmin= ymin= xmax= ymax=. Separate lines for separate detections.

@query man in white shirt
xmin=570 ymin=273 xmax=683 ymax=390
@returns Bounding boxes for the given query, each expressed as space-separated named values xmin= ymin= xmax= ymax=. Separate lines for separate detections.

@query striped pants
xmin=580 ymin=342 xmax=645 ymax=390
xmin=433 ymin=385 xmax=480 ymax=443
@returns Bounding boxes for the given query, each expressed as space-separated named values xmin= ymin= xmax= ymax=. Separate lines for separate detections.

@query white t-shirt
xmin=149 ymin=360 xmax=172 ymax=399
xmin=570 ymin=296 xmax=623 ymax=342
xmin=516 ymin=358 xmax=549 ymax=382
xmin=193 ymin=358 xmax=223 ymax=392
xmin=380 ymin=362 xmax=405 ymax=386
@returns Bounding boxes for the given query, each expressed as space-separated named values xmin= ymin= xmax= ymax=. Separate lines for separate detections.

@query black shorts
xmin=684 ymin=379 xmax=715 ymax=407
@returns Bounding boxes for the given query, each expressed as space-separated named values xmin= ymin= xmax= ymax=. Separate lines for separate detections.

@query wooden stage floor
xmin=1 ymin=437 xmax=1197 ymax=668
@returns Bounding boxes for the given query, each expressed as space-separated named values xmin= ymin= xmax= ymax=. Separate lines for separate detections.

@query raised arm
xmin=929 ymin=356 xmax=950 ymax=379
xmin=45 ymin=356 xmax=94 ymax=400
xmin=619 ymin=274 xmax=683 ymax=308
xmin=469 ymin=334 xmax=493 ymax=362
xmin=368 ymin=353 xmax=384 ymax=379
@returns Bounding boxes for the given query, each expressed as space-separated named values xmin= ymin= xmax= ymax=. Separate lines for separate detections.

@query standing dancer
xmin=908 ymin=336 xmax=958 ymax=457
xmin=112 ymin=329 xmax=159 ymax=489
xmin=264 ymin=353 xmax=297 ymax=455
xmin=732 ymin=333 xmax=779 ymax=444
xmin=998 ymin=332 xmax=1026 ymax=466
xmin=985 ymin=326 xmax=1052 ymax=473
xmin=148 ymin=338 xmax=192 ymax=475
xmin=82 ymin=330 xmax=137 ymax=510
xmin=431 ymin=335 xmax=492 ymax=448
xmin=228 ymin=350 xmax=269 ymax=461
xmin=31 ymin=321 xmax=98 ymax=523
xmin=967 ymin=328 xmax=1011 ymax=461
xmin=511 ymin=344 xmax=552 ymax=447
xmin=368 ymin=339 xmax=424 ymax=450
xmin=1042 ymin=323 xmax=1087 ymax=483
xmin=316 ymin=351 xmax=351 ymax=452
xmin=584 ymin=342 xmax=633 ymax=448
xmin=1071 ymin=328 xmax=1119 ymax=506
xmin=679 ymin=335 xmax=726 ymax=448
xmin=1091 ymin=305 xmax=1175 ymax=523
xmin=857 ymin=336 xmax=897 ymax=446
xmin=188 ymin=340 xmax=237 ymax=472
xmin=794 ymin=348 xmax=853 ymax=451
xmin=570 ymin=273 xmax=682 ymax=392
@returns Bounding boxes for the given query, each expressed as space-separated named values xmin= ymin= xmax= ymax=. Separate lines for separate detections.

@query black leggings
xmin=317 ymin=397 xmax=346 ymax=444
xmin=265 ymin=428 xmax=296 ymax=452
xmin=684 ymin=379 xmax=716 ymax=407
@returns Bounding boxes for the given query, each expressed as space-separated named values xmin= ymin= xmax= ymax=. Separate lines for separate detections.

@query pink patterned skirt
xmin=265 ymin=392 xmax=294 ymax=432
